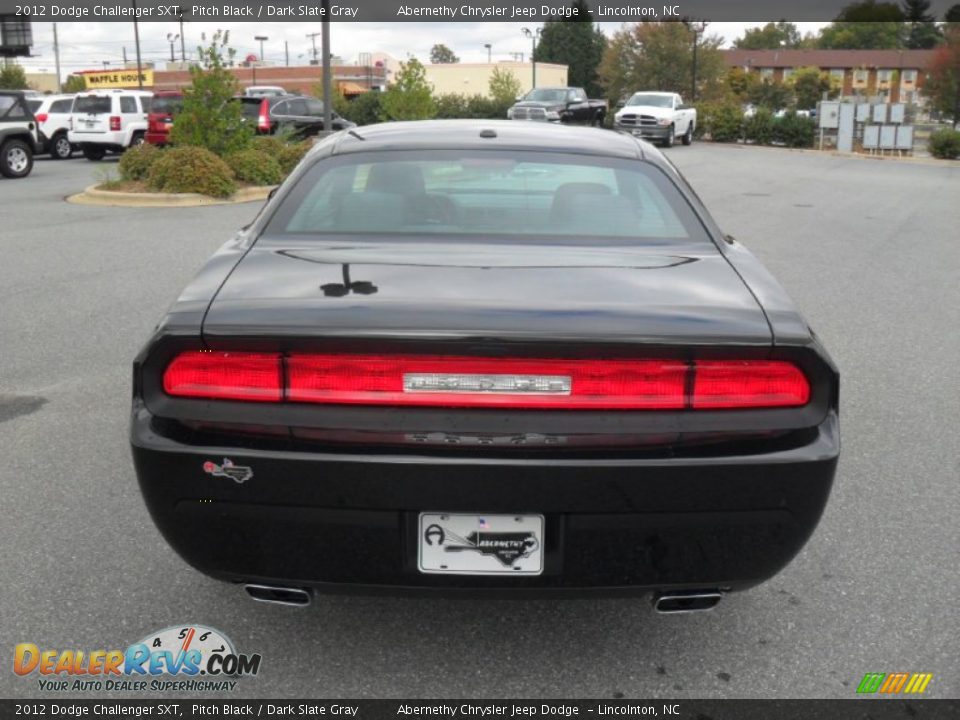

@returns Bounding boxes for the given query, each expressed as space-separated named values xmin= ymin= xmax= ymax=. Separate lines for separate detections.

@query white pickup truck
xmin=614 ymin=92 xmax=696 ymax=148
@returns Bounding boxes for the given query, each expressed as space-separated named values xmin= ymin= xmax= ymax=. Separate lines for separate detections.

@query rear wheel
xmin=129 ymin=132 xmax=145 ymax=149
xmin=82 ymin=144 xmax=106 ymax=161
xmin=682 ymin=123 xmax=694 ymax=146
xmin=51 ymin=133 xmax=73 ymax=160
xmin=0 ymin=138 xmax=33 ymax=178
xmin=662 ymin=124 xmax=675 ymax=148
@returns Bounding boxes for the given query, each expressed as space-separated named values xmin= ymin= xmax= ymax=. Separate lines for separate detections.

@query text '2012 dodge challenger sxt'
xmin=131 ymin=120 xmax=839 ymax=611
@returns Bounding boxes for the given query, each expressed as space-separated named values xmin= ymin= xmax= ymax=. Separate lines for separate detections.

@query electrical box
xmin=856 ymin=103 xmax=871 ymax=122
xmin=889 ymin=104 xmax=905 ymax=123
xmin=895 ymin=125 xmax=914 ymax=150
xmin=880 ymin=125 xmax=897 ymax=149
xmin=863 ymin=125 xmax=880 ymax=149
xmin=819 ymin=102 xmax=840 ymax=129
xmin=872 ymin=104 xmax=888 ymax=123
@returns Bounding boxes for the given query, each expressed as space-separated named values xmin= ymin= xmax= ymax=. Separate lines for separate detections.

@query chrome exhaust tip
xmin=243 ymin=584 xmax=312 ymax=607
xmin=653 ymin=591 xmax=722 ymax=614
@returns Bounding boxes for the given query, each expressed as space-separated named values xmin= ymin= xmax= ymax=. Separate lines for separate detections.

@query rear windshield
xmin=150 ymin=95 xmax=183 ymax=114
xmin=27 ymin=100 xmax=42 ymax=113
xmin=236 ymin=97 xmax=262 ymax=120
xmin=264 ymin=150 xmax=706 ymax=244
xmin=75 ymin=96 xmax=111 ymax=115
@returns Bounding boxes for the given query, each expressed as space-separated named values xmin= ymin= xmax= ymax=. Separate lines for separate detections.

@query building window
xmin=781 ymin=68 xmax=794 ymax=80
xmin=759 ymin=67 xmax=774 ymax=81
xmin=901 ymin=69 xmax=917 ymax=85
xmin=877 ymin=69 xmax=893 ymax=84
xmin=830 ymin=68 xmax=845 ymax=81
xmin=853 ymin=69 xmax=868 ymax=85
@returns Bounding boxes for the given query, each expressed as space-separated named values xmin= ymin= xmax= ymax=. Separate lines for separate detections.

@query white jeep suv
xmin=26 ymin=94 xmax=77 ymax=160
xmin=68 ymin=90 xmax=152 ymax=161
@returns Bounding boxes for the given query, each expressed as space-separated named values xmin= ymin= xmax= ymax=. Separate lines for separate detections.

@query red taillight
xmin=35 ymin=112 xmax=48 ymax=124
xmin=257 ymin=99 xmax=270 ymax=132
xmin=692 ymin=360 xmax=810 ymax=409
xmin=287 ymin=355 xmax=688 ymax=409
xmin=109 ymin=115 xmax=121 ymax=131
xmin=161 ymin=353 xmax=809 ymax=410
xmin=163 ymin=351 xmax=282 ymax=402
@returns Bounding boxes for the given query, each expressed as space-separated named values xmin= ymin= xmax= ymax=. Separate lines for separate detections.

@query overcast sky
xmin=18 ymin=21 xmax=829 ymax=77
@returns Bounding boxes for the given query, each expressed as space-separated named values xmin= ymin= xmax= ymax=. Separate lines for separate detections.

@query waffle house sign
xmin=82 ymin=69 xmax=154 ymax=89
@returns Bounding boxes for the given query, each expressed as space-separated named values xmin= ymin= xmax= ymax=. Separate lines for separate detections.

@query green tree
xmin=817 ymin=1 xmax=905 ymax=48
xmin=533 ymin=0 xmax=607 ymax=97
xmin=789 ymin=66 xmax=835 ymax=108
xmin=489 ymin=66 xmax=522 ymax=105
xmin=380 ymin=57 xmax=436 ymax=121
xmin=345 ymin=91 xmax=383 ymax=126
xmin=734 ymin=21 xmax=803 ymax=49
xmin=63 ymin=75 xmax=87 ymax=93
xmin=169 ymin=31 xmax=253 ymax=157
xmin=925 ymin=28 xmax=960 ymax=126
xmin=902 ymin=0 xmax=941 ymax=48
xmin=598 ymin=22 xmax=724 ymax=104
xmin=429 ymin=44 xmax=459 ymax=64
xmin=0 ymin=63 xmax=29 ymax=90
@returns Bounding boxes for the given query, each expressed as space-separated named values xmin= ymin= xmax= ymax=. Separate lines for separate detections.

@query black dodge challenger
xmin=131 ymin=120 xmax=839 ymax=611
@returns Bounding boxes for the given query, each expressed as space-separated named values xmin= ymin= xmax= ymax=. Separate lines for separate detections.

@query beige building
xmin=424 ymin=61 xmax=568 ymax=98
xmin=24 ymin=72 xmax=59 ymax=94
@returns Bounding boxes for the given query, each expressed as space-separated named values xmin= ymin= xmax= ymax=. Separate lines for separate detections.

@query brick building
xmin=721 ymin=49 xmax=938 ymax=104
xmin=149 ymin=64 xmax=387 ymax=96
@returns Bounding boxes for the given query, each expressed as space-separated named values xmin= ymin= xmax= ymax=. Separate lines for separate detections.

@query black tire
xmin=662 ymin=124 xmax=675 ymax=148
xmin=682 ymin=123 xmax=694 ymax=146
xmin=82 ymin=144 xmax=106 ymax=161
xmin=128 ymin=132 xmax=145 ymax=149
xmin=0 ymin=138 xmax=34 ymax=178
xmin=50 ymin=133 xmax=73 ymax=160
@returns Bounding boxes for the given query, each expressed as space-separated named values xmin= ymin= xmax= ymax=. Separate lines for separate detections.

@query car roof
xmin=323 ymin=120 xmax=653 ymax=162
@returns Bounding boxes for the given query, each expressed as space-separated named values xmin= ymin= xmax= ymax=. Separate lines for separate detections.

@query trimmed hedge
xmin=928 ymin=128 xmax=960 ymax=159
xmin=225 ymin=149 xmax=283 ymax=185
xmin=147 ymin=146 xmax=237 ymax=198
xmin=773 ymin=111 xmax=816 ymax=148
xmin=696 ymin=101 xmax=743 ymax=143
xmin=275 ymin=141 xmax=312 ymax=175
xmin=743 ymin=109 xmax=776 ymax=145
xmin=117 ymin=142 xmax=162 ymax=181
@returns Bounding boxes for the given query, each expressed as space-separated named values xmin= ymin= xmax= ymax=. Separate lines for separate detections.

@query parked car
xmin=67 ymin=89 xmax=152 ymax=160
xmin=244 ymin=85 xmax=287 ymax=98
xmin=25 ymin=94 xmax=77 ymax=159
xmin=131 ymin=120 xmax=840 ymax=609
xmin=236 ymin=94 xmax=356 ymax=138
xmin=508 ymin=87 xmax=607 ymax=126
xmin=145 ymin=91 xmax=184 ymax=146
xmin=0 ymin=90 xmax=41 ymax=178
xmin=614 ymin=92 xmax=696 ymax=147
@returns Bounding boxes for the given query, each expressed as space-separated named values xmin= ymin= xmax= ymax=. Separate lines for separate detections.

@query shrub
xmin=697 ymin=101 xmax=742 ymax=142
xmin=275 ymin=141 xmax=312 ymax=175
xmin=434 ymin=93 xmax=470 ymax=119
xmin=168 ymin=31 xmax=253 ymax=157
xmin=344 ymin=91 xmax=383 ymax=126
xmin=251 ymin=135 xmax=286 ymax=157
xmin=773 ymin=111 xmax=816 ymax=148
xmin=147 ymin=146 xmax=237 ymax=198
xmin=743 ymin=108 xmax=776 ymax=145
xmin=118 ymin=143 xmax=161 ymax=181
xmin=928 ymin=128 xmax=960 ymax=159
xmin=225 ymin=149 xmax=283 ymax=185
xmin=380 ymin=58 xmax=435 ymax=121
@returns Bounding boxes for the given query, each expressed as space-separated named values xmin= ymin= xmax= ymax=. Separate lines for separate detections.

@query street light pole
xmin=166 ymin=33 xmax=179 ymax=63
xmin=521 ymin=27 xmax=541 ymax=89
xmin=683 ymin=20 xmax=708 ymax=102
xmin=132 ymin=0 xmax=143 ymax=89
xmin=321 ymin=0 xmax=332 ymax=132
xmin=484 ymin=43 xmax=491 ymax=63
xmin=254 ymin=35 xmax=268 ymax=64
xmin=179 ymin=18 xmax=186 ymax=62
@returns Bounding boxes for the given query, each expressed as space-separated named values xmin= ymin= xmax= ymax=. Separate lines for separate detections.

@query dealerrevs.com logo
xmin=14 ymin=625 xmax=262 ymax=693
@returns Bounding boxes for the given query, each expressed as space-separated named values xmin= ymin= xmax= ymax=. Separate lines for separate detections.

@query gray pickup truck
xmin=507 ymin=87 xmax=607 ymax=126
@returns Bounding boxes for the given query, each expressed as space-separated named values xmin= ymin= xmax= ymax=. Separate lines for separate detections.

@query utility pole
xmin=132 ymin=0 xmax=143 ymax=89
xmin=521 ymin=27 xmax=541 ymax=89
xmin=306 ymin=32 xmax=321 ymax=65
xmin=285 ymin=40 xmax=289 ymax=66
xmin=484 ymin=43 xmax=491 ymax=63
xmin=321 ymin=2 xmax=332 ymax=131
xmin=179 ymin=17 xmax=186 ymax=61
xmin=52 ymin=23 xmax=62 ymax=93
xmin=683 ymin=20 xmax=708 ymax=102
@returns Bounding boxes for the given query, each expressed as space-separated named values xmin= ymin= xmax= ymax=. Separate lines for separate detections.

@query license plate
xmin=418 ymin=513 xmax=544 ymax=575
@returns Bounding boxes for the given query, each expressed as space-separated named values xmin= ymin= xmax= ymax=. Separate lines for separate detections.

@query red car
xmin=145 ymin=91 xmax=183 ymax=146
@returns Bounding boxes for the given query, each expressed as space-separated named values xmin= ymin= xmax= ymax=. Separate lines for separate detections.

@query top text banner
xmin=3 ymin=0 xmax=957 ymax=22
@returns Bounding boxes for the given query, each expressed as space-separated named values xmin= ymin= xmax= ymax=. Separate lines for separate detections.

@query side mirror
xmin=268 ymin=187 xmax=278 ymax=200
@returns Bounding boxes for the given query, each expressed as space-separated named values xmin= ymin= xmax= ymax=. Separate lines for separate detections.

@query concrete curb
xmin=700 ymin=141 xmax=958 ymax=167
xmin=67 ymin=184 xmax=277 ymax=207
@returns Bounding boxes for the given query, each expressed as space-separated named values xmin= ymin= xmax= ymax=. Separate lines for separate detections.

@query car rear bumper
xmin=144 ymin=131 xmax=170 ymax=145
xmin=131 ymin=404 xmax=839 ymax=596
xmin=68 ymin=130 xmax=127 ymax=146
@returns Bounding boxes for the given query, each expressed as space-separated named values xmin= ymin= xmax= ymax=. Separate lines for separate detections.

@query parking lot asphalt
xmin=1 ymin=147 xmax=958 ymax=699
